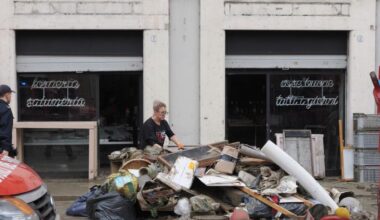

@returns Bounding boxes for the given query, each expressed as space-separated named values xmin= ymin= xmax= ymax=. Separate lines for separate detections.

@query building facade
xmin=0 ymin=0 xmax=376 ymax=178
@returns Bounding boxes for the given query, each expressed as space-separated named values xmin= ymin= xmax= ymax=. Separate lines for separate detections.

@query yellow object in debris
xmin=335 ymin=207 xmax=350 ymax=219
xmin=188 ymin=162 xmax=196 ymax=170
xmin=105 ymin=170 xmax=138 ymax=200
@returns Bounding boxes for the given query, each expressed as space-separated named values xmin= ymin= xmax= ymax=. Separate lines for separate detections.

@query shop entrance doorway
xmin=226 ymin=69 xmax=345 ymax=176
xmin=98 ymin=73 xmax=142 ymax=167
xmin=226 ymin=74 xmax=267 ymax=147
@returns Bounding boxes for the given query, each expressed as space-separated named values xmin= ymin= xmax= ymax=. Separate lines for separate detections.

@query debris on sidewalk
xmin=102 ymin=169 xmax=138 ymax=200
xmin=66 ymin=140 xmax=375 ymax=219
xmin=237 ymin=170 xmax=256 ymax=187
xmin=87 ymin=191 xmax=136 ymax=220
xmin=174 ymin=198 xmax=191 ymax=220
xmin=190 ymin=195 xmax=220 ymax=213
xmin=156 ymin=172 xmax=182 ymax=192
xmin=158 ymin=145 xmax=220 ymax=168
xmin=262 ymin=141 xmax=338 ymax=211
xmin=167 ymin=156 xmax=198 ymax=189
xmin=198 ymin=169 xmax=245 ymax=187
xmin=137 ymin=180 xmax=178 ymax=217
xmin=215 ymin=145 xmax=239 ymax=174
xmin=261 ymin=175 xmax=298 ymax=196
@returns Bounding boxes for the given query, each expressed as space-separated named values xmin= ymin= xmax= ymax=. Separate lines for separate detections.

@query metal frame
xmin=13 ymin=121 xmax=98 ymax=180
xmin=226 ymin=55 xmax=347 ymax=69
xmin=16 ymin=56 xmax=143 ymax=72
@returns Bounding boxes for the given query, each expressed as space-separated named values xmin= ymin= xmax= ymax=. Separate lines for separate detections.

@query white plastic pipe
xmin=261 ymin=141 xmax=338 ymax=211
xmin=240 ymin=145 xmax=272 ymax=161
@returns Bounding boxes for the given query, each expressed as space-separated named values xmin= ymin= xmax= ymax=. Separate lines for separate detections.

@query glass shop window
xmin=23 ymin=128 xmax=89 ymax=178
xmin=18 ymin=73 xmax=97 ymax=121
xmin=269 ymin=73 xmax=343 ymax=175
xmin=269 ymin=73 xmax=342 ymax=137
xmin=18 ymin=73 xmax=96 ymax=178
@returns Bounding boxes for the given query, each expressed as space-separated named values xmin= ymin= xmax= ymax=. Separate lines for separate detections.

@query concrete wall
xmin=143 ymin=30 xmax=169 ymax=121
xmin=200 ymin=0 xmax=376 ymax=145
xmin=11 ymin=0 xmax=168 ymax=29
xmin=200 ymin=0 xmax=225 ymax=144
xmin=0 ymin=0 xmax=169 ymax=122
xmin=169 ymin=0 xmax=200 ymax=144
xmin=345 ymin=1 xmax=377 ymax=145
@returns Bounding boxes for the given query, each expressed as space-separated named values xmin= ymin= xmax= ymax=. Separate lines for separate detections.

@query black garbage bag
xmin=244 ymin=196 xmax=272 ymax=218
xmin=86 ymin=191 xmax=136 ymax=220
xmin=66 ymin=185 xmax=101 ymax=217
xmin=243 ymin=196 xmax=307 ymax=219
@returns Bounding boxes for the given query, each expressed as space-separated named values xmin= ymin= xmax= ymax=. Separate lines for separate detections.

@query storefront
xmin=15 ymin=31 xmax=143 ymax=178
xmin=0 ymin=0 xmax=169 ymax=179
xmin=199 ymin=1 xmax=375 ymax=175
xmin=225 ymin=31 xmax=347 ymax=175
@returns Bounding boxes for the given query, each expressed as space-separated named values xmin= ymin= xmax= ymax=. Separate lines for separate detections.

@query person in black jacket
xmin=139 ymin=100 xmax=184 ymax=150
xmin=0 ymin=85 xmax=16 ymax=157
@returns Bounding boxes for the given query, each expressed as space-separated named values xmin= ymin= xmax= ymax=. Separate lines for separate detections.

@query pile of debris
xmin=66 ymin=141 xmax=375 ymax=220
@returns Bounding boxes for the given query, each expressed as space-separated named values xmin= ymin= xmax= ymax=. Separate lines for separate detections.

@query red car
xmin=0 ymin=154 xmax=59 ymax=220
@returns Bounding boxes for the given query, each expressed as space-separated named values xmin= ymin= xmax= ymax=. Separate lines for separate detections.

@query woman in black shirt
xmin=140 ymin=100 xmax=184 ymax=150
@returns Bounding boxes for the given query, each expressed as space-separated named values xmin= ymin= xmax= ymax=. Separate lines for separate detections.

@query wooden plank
xmin=89 ymin=128 xmax=96 ymax=180
xmin=239 ymin=157 xmax=272 ymax=166
xmin=192 ymin=215 xmax=228 ymax=220
xmin=12 ymin=127 xmax=16 ymax=153
xmin=338 ymin=119 xmax=345 ymax=179
xmin=14 ymin=121 xmax=97 ymax=129
xmin=208 ymin=140 xmax=229 ymax=149
xmin=14 ymin=128 xmax=24 ymax=161
xmin=228 ymin=142 xmax=240 ymax=147
xmin=93 ymin=126 xmax=98 ymax=178
xmin=293 ymin=195 xmax=314 ymax=208
xmin=240 ymin=187 xmax=303 ymax=219
xmin=157 ymin=155 xmax=173 ymax=168
xmin=18 ymin=129 xmax=24 ymax=161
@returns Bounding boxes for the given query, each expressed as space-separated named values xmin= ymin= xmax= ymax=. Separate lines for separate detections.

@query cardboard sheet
xmin=167 ymin=156 xmax=198 ymax=189
xmin=215 ymin=146 xmax=239 ymax=174
xmin=198 ymin=171 xmax=246 ymax=187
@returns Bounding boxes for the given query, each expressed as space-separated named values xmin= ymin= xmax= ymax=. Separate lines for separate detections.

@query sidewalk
xmin=319 ymin=177 xmax=378 ymax=215
xmin=45 ymin=177 xmax=378 ymax=219
xmin=45 ymin=178 xmax=105 ymax=219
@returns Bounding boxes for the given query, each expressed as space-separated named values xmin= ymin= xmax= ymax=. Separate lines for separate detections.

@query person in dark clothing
xmin=0 ymin=85 xmax=16 ymax=157
xmin=140 ymin=100 xmax=184 ymax=150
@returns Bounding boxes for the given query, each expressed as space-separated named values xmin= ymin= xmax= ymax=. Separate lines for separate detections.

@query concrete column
xmin=0 ymin=0 xmax=16 ymax=118
xmin=0 ymin=30 xmax=17 ymax=119
xmin=143 ymin=30 xmax=169 ymax=121
xmin=346 ymin=30 xmax=376 ymax=145
xmin=0 ymin=0 xmax=12 ymax=30
xmin=169 ymin=0 xmax=200 ymax=144
xmin=200 ymin=0 xmax=225 ymax=144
